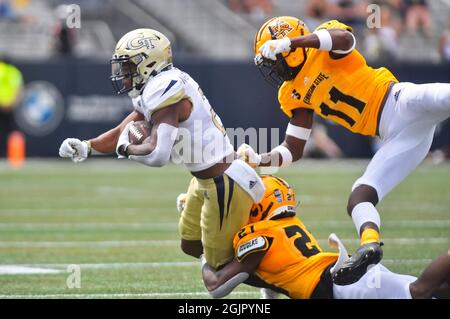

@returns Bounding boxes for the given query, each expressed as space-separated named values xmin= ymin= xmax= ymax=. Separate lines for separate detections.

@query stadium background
xmin=0 ymin=0 xmax=449 ymax=299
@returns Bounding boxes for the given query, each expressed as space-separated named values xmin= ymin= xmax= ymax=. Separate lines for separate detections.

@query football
xmin=128 ymin=120 xmax=152 ymax=145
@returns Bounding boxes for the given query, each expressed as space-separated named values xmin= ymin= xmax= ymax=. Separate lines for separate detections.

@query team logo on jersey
xmin=271 ymin=20 xmax=294 ymax=39
xmin=127 ymin=33 xmax=160 ymax=50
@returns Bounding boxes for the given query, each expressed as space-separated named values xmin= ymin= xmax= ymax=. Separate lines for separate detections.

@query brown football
xmin=128 ymin=120 xmax=152 ymax=145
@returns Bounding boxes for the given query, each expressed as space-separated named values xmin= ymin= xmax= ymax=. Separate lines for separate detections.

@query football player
xmin=200 ymin=175 xmax=450 ymax=299
xmin=58 ymin=29 xmax=265 ymax=269
xmin=237 ymin=17 xmax=450 ymax=283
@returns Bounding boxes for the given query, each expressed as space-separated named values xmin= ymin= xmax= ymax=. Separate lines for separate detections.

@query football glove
xmin=237 ymin=143 xmax=261 ymax=168
xmin=116 ymin=121 xmax=134 ymax=158
xmin=176 ymin=193 xmax=187 ymax=214
xmin=59 ymin=138 xmax=90 ymax=163
xmin=259 ymin=37 xmax=291 ymax=61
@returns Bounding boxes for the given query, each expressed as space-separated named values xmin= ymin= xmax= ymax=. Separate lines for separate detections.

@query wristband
xmin=313 ymin=29 xmax=333 ymax=51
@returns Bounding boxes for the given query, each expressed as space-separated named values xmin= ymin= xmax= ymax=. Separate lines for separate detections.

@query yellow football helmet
xmin=254 ymin=16 xmax=310 ymax=87
xmin=249 ymin=175 xmax=297 ymax=224
xmin=110 ymin=29 xmax=173 ymax=98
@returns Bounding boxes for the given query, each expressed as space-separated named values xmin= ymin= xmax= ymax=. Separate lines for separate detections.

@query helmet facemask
xmin=255 ymin=53 xmax=302 ymax=88
xmin=110 ymin=54 xmax=146 ymax=98
xmin=254 ymin=22 xmax=308 ymax=88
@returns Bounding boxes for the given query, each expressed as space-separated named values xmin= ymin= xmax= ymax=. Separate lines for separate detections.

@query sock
xmin=351 ymin=202 xmax=381 ymax=245
xmin=360 ymin=228 xmax=380 ymax=245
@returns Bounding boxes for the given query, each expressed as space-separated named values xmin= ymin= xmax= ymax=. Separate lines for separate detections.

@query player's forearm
xmin=91 ymin=110 xmax=145 ymax=155
xmin=201 ymin=260 xmax=249 ymax=298
xmin=202 ymin=264 xmax=221 ymax=292
xmin=259 ymin=142 xmax=303 ymax=167
xmin=291 ymin=30 xmax=354 ymax=52
xmin=88 ymin=127 xmax=121 ymax=154
xmin=259 ymin=152 xmax=283 ymax=167
xmin=126 ymin=142 xmax=155 ymax=156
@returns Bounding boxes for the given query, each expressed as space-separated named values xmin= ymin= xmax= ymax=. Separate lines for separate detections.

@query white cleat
xmin=328 ymin=233 xmax=350 ymax=277
xmin=260 ymin=288 xmax=279 ymax=299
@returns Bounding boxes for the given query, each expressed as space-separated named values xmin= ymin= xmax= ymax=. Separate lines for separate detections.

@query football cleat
xmin=260 ymin=288 xmax=279 ymax=299
xmin=332 ymin=242 xmax=383 ymax=285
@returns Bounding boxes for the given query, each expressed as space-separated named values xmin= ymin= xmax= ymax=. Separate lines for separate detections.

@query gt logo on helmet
xmin=127 ymin=34 xmax=160 ymax=50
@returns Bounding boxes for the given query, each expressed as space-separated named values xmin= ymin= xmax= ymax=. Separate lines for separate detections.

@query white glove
xmin=237 ymin=143 xmax=261 ymax=168
xmin=116 ymin=121 xmax=134 ymax=158
xmin=176 ymin=193 xmax=187 ymax=214
xmin=259 ymin=37 xmax=291 ymax=61
xmin=59 ymin=138 xmax=89 ymax=163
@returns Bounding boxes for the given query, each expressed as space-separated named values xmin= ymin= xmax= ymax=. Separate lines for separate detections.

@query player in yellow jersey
xmin=199 ymin=175 xmax=450 ymax=299
xmin=237 ymin=17 xmax=450 ymax=284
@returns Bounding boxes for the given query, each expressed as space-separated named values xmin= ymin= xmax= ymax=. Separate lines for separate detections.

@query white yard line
xmin=0 ymin=266 xmax=63 ymax=275
xmin=13 ymin=262 xmax=199 ymax=269
xmin=2 ymin=259 xmax=431 ymax=271
xmin=0 ymin=291 xmax=257 ymax=299
xmin=0 ymin=220 xmax=449 ymax=230
xmin=0 ymin=222 xmax=178 ymax=230
xmin=0 ymin=258 xmax=432 ymax=277
xmin=0 ymin=238 xmax=447 ymax=248
xmin=0 ymin=240 xmax=179 ymax=248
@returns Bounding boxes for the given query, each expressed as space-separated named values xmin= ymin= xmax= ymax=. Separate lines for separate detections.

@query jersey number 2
xmin=284 ymin=225 xmax=320 ymax=257
xmin=319 ymin=87 xmax=366 ymax=127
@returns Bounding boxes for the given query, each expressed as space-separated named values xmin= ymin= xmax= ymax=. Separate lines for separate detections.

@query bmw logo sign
xmin=14 ymin=81 xmax=64 ymax=136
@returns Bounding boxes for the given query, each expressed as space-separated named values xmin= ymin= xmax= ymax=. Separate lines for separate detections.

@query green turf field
xmin=0 ymin=159 xmax=449 ymax=299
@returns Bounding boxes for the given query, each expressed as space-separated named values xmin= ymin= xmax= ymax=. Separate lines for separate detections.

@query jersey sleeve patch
xmin=236 ymin=236 xmax=270 ymax=262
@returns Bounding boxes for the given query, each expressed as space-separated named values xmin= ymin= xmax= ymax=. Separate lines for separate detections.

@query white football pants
xmin=333 ymin=264 xmax=417 ymax=299
xmin=353 ymin=82 xmax=450 ymax=200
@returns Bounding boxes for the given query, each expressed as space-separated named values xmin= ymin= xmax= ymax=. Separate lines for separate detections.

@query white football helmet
xmin=110 ymin=28 xmax=173 ymax=98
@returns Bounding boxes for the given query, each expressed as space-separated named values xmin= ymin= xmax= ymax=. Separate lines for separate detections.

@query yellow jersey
xmin=278 ymin=20 xmax=398 ymax=136
xmin=233 ymin=216 xmax=338 ymax=299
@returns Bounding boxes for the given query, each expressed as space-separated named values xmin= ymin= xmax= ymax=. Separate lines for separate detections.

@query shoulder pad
xmin=315 ymin=20 xmax=353 ymax=33
xmin=141 ymin=71 xmax=189 ymax=118
xmin=236 ymin=236 xmax=270 ymax=262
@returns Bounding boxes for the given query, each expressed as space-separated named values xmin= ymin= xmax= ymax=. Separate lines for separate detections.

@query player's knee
xmin=409 ymin=281 xmax=433 ymax=299
xmin=180 ymin=239 xmax=203 ymax=258
xmin=347 ymin=185 xmax=379 ymax=216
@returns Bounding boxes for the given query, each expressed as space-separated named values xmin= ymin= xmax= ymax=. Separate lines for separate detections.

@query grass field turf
xmin=0 ymin=159 xmax=449 ymax=299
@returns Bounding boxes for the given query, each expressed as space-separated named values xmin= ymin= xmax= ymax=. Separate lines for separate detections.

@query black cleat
xmin=332 ymin=242 xmax=383 ymax=285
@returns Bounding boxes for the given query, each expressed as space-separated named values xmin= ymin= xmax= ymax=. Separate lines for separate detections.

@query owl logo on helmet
xmin=110 ymin=29 xmax=173 ymax=98
xmin=254 ymin=16 xmax=310 ymax=88
xmin=249 ymin=175 xmax=298 ymax=224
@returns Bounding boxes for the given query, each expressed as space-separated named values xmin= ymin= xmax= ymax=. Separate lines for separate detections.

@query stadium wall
xmin=9 ymin=58 xmax=450 ymax=157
